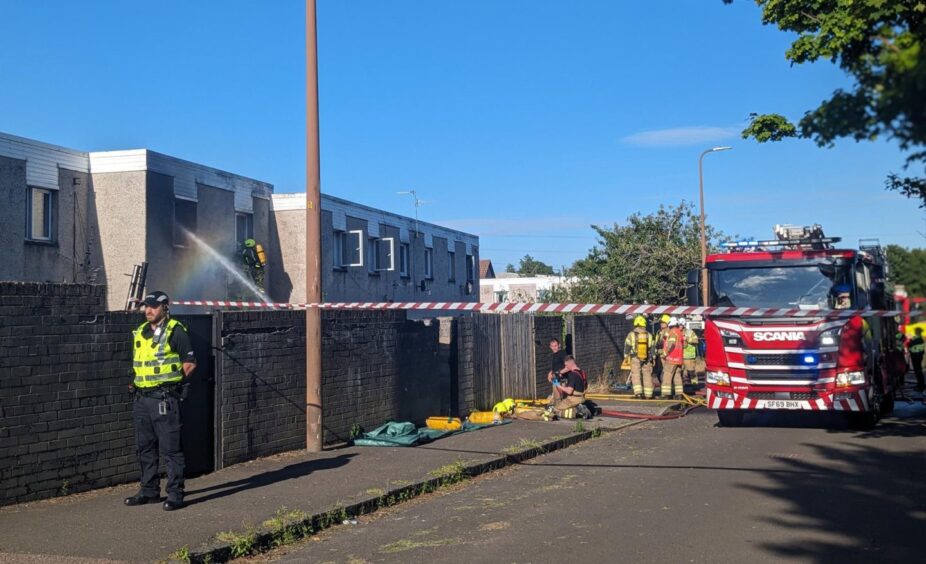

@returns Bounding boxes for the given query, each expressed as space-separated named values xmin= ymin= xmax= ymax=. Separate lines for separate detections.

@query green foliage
xmin=886 ymin=244 xmax=926 ymax=296
xmin=733 ymin=0 xmax=926 ymax=205
xmin=573 ymin=420 xmax=586 ymax=433
xmin=552 ymin=201 xmax=729 ymax=306
xmin=515 ymin=254 xmax=555 ymax=276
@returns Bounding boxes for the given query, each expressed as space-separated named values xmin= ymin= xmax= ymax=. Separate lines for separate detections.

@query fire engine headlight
xmin=836 ymin=371 xmax=865 ymax=387
xmin=706 ymin=371 xmax=730 ymax=386
xmin=819 ymin=329 xmax=840 ymax=347
xmin=720 ymin=330 xmax=743 ymax=347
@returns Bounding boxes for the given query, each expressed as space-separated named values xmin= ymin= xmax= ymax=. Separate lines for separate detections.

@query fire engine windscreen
xmin=710 ymin=264 xmax=853 ymax=309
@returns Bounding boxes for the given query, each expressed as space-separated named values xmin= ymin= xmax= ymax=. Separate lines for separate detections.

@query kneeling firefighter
xmin=624 ymin=315 xmax=655 ymax=399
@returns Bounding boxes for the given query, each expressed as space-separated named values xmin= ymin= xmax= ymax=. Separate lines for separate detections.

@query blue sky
xmin=1 ymin=0 xmax=922 ymax=271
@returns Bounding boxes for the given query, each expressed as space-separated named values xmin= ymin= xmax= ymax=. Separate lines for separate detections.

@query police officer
xmin=624 ymin=315 xmax=655 ymax=399
xmin=124 ymin=291 xmax=196 ymax=511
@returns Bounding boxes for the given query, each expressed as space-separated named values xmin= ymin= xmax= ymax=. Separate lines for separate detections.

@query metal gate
xmin=472 ymin=313 xmax=537 ymax=408
xmin=174 ymin=314 xmax=215 ymax=477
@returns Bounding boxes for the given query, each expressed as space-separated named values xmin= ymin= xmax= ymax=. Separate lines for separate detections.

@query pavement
xmin=266 ymin=397 xmax=926 ymax=564
xmin=0 ymin=409 xmax=648 ymax=563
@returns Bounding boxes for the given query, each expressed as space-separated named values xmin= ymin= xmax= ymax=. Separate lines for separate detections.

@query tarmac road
xmin=259 ymin=402 xmax=926 ymax=564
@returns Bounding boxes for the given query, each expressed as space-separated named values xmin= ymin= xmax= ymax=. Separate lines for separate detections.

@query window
xmin=368 ymin=238 xmax=380 ymax=273
xmin=376 ymin=237 xmax=395 ymax=271
xmin=495 ymin=290 xmax=508 ymax=303
xmin=855 ymin=264 xmax=870 ymax=308
xmin=399 ymin=243 xmax=410 ymax=277
xmin=26 ymin=187 xmax=55 ymax=242
xmin=236 ymin=213 xmax=254 ymax=249
xmin=466 ymin=254 xmax=475 ymax=283
xmin=424 ymin=248 xmax=433 ymax=279
xmin=448 ymin=250 xmax=456 ymax=281
xmin=174 ymin=199 xmax=197 ymax=247
xmin=334 ymin=230 xmax=364 ymax=268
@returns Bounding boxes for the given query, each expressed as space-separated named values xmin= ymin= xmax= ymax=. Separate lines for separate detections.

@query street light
xmin=699 ymin=146 xmax=732 ymax=306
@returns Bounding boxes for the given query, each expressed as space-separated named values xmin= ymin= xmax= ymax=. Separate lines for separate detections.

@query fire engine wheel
xmin=717 ymin=410 xmax=744 ymax=427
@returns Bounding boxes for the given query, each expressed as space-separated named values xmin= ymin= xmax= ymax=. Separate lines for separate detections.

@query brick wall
xmin=573 ymin=315 xmax=632 ymax=389
xmin=217 ymin=310 xmax=307 ymax=467
xmin=450 ymin=316 xmax=475 ymax=416
xmin=0 ymin=282 xmax=136 ymax=505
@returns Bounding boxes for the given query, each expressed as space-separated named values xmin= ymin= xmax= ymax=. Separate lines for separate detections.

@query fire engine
xmin=689 ymin=224 xmax=903 ymax=428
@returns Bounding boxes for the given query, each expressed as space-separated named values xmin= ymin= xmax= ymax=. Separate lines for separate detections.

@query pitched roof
xmin=479 ymin=259 xmax=495 ymax=279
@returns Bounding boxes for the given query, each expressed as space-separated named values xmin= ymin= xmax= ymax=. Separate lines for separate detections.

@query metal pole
xmin=699 ymin=150 xmax=709 ymax=306
xmin=306 ymin=0 xmax=323 ymax=452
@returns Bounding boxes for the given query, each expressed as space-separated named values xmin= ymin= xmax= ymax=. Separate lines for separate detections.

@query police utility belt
xmin=134 ymin=382 xmax=185 ymax=400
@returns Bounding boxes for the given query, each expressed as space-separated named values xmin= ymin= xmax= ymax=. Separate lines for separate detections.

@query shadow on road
xmin=740 ymin=406 xmax=926 ymax=563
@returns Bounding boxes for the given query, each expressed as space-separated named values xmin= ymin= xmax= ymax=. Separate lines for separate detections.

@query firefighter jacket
xmin=133 ymin=319 xmax=186 ymax=388
xmin=683 ymin=329 xmax=698 ymax=360
xmin=654 ymin=328 xmax=669 ymax=358
xmin=624 ymin=328 xmax=653 ymax=362
xmin=664 ymin=327 xmax=684 ymax=364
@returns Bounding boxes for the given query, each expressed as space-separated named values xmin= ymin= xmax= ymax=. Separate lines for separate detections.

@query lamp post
xmin=698 ymin=146 xmax=732 ymax=306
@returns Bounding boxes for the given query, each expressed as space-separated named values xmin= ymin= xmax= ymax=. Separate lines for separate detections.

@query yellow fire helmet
xmin=244 ymin=238 xmax=256 ymax=248
xmin=660 ymin=314 xmax=671 ymax=324
xmin=633 ymin=315 xmax=647 ymax=327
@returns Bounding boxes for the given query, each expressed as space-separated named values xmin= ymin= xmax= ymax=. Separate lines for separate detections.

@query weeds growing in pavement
xmin=427 ymin=459 xmax=467 ymax=486
xmin=502 ymin=438 xmax=543 ymax=455
xmin=216 ymin=527 xmax=257 ymax=558
xmin=573 ymin=420 xmax=586 ymax=433
xmin=167 ymin=546 xmax=191 ymax=563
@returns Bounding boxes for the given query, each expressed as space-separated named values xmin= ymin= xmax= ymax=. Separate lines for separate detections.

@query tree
xmin=515 ymin=254 xmax=555 ymax=276
xmin=886 ymin=244 xmax=926 ymax=296
xmin=552 ymin=202 xmax=730 ymax=306
xmin=505 ymin=263 xmax=516 ymax=273
xmin=732 ymin=1 xmax=926 ymax=205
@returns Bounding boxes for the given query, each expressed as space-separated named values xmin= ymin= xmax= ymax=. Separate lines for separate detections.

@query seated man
xmin=550 ymin=355 xmax=587 ymax=416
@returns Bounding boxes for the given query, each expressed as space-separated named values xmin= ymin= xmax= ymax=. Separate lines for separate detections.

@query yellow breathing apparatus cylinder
xmin=255 ymin=243 xmax=267 ymax=266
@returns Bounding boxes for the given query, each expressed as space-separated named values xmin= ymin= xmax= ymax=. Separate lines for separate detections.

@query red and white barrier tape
xmin=170 ymin=299 xmax=910 ymax=318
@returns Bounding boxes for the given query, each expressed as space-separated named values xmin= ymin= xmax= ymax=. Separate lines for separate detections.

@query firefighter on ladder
xmin=624 ymin=315 xmax=655 ymax=399
xmin=661 ymin=317 xmax=685 ymax=400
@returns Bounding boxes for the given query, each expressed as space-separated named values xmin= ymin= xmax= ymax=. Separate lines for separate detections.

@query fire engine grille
xmin=746 ymin=353 xmax=811 ymax=366
xmin=746 ymin=370 xmax=819 ymax=380
xmin=747 ymin=392 xmax=818 ymax=400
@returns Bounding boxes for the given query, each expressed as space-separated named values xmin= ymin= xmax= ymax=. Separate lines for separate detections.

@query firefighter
xmin=124 ymin=291 xmax=196 ymax=511
xmin=682 ymin=318 xmax=700 ymax=387
xmin=831 ymin=284 xmax=852 ymax=310
xmin=624 ymin=315 xmax=655 ymax=399
xmin=909 ymin=327 xmax=925 ymax=393
xmin=241 ymin=238 xmax=267 ymax=292
xmin=661 ymin=317 xmax=685 ymax=400
xmin=653 ymin=314 xmax=671 ymax=391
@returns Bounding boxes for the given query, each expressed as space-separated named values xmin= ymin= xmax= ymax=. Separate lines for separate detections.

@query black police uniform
xmin=128 ymin=320 xmax=195 ymax=509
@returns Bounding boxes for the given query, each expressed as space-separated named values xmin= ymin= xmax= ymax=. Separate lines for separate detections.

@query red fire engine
xmin=690 ymin=225 xmax=903 ymax=428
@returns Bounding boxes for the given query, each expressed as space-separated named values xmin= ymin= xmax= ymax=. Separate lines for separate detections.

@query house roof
xmin=479 ymin=260 xmax=495 ymax=279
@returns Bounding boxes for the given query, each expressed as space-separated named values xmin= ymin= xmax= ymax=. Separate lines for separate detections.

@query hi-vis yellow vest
xmin=133 ymin=319 xmax=185 ymax=388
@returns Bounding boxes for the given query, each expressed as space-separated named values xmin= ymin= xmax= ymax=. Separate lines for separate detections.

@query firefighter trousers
xmin=662 ymin=362 xmax=684 ymax=397
xmin=630 ymin=358 xmax=654 ymax=398
xmin=133 ymin=393 xmax=185 ymax=501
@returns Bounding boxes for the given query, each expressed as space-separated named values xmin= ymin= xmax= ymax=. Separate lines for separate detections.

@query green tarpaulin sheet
xmin=353 ymin=419 xmax=509 ymax=447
